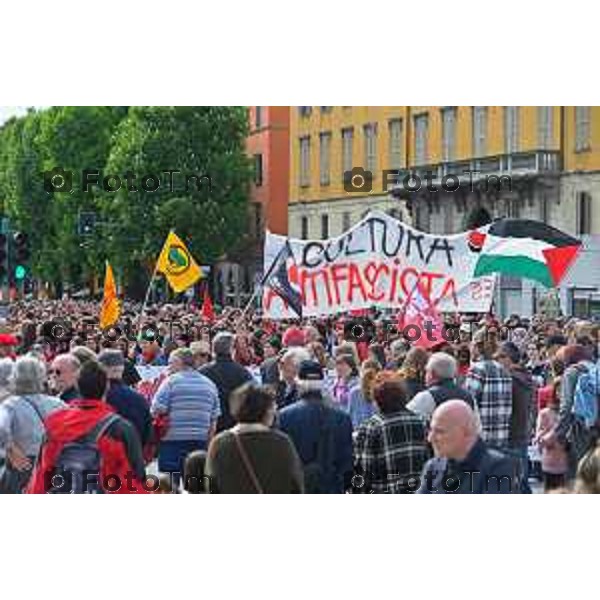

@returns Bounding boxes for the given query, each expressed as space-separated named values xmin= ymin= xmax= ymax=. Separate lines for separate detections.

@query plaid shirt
xmin=465 ymin=360 xmax=513 ymax=447
xmin=353 ymin=409 xmax=430 ymax=493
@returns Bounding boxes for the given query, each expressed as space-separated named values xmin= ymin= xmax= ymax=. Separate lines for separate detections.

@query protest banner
xmin=262 ymin=211 xmax=496 ymax=318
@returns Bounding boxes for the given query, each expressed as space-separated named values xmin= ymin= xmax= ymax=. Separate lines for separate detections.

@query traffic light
xmin=0 ymin=234 xmax=8 ymax=282
xmin=13 ymin=231 xmax=30 ymax=280
xmin=78 ymin=212 xmax=97 ymax=236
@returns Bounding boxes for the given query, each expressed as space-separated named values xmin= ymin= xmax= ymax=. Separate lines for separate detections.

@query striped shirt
xmin=151 ymin=369 xmax=221 ymax=442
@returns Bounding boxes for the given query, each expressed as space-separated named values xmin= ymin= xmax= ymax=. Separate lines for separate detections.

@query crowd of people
xmin=0 ymin=297 xmax=599 ymax=494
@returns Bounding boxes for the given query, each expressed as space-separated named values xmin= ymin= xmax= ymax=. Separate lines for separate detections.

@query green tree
xmin=35 ymin=106 xmax=128 ymax=287
xmin=102 ymin=106 xmax=252 ymax=291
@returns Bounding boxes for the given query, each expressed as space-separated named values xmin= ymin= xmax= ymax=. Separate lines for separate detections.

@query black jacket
xmin=260 ymin=357 xmax=280 ymax=385
xmin=417 ymin=438 xmax=519 ymax=494
xmin=106 ymin=380 xmax=152 ymax=447
xmin=428 ymin=379 xmax=474 ymax=408
xmin=274 ymin=380 xmax=299 ymax=410
xmin=200 ymin=356 xmax=253 ymax=431
xmin=508 ymin=365 xmax=535 ymax=447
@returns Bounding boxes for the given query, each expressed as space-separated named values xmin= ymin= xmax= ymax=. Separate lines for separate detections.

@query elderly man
xmin=0 ymin=356 xmax=65 ymax=493
xmin=152 ymin=348 xmax=221 ymax=487
xmin=200 ymin=332 xmax=253 ymax=432
xmin=190 ymin=341 xmax=212 ymax=369
xmin=274 ymin=348 xmax=310 ymax=409
xmin=98 ymin=350 xmax=152 ymax=447
xmin=49 ymin=353 xmax=81 ymax=402
xmin=407 ymin=352 xmax=474 ymax=421
xmin=417 ymin=400 xmax=518 ymax=494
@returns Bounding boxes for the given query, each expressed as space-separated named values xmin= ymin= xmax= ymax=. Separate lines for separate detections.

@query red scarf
xmin=27 ymin=399 xmax=147 ymax=494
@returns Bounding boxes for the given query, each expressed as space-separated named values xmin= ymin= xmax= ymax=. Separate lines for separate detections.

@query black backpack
xmin=47 ymin=414 xmax=120 ymax=494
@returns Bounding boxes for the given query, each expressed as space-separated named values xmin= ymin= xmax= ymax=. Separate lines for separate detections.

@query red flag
xmin=398 ymin=280 xmax=445 ymax=350
xmin=201 ymin=289 xmax=216 ymax=322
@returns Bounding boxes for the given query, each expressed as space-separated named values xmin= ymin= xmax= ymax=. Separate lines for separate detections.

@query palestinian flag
xmin=473 ymin=219 xmax=582 ymax=287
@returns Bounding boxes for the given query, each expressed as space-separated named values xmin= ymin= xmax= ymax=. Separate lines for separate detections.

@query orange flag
xmin=100 ymin=261 xmax=120 ymax=329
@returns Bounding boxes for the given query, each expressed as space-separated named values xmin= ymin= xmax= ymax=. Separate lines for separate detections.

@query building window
xmin=472 ymin=106 xmax=487 ymax=157
xmin=388 ymin=119 xmax=403 ymax=170
xmin=298 ymin=106 xmax=312 ymax=118
xmin=577 ymin=191 xmax=592 ymax=235
xmin=255 ymin=107 xmax=263 ymax=129
xmin=504 ymin=106 xmax=520 ymax=154
xmin=575 ymin=107 xmax=591 ymax=152
xmin=301 ymin=216 xmax=309 ymax=240
xmin=363 ymin=123 xmax=378 ymax=175
xmin=441 ymin=107 xmax=457 ymax=162
xmin=342 ymin=212 xmax=351 ymax=231
xmin=321 ymin=214 xmax=329 ymax=239
xmin=414 ymin=113 xmax=429 ymax=165
xmin=319 ymin=132 xmax=331 ymax=186
xmin=320 ymin=107 xmax=332 ymax=113
xmin=342 ymin=127 xmax=354 ymax=174
xmin=538 ymin=106 xmax=553 ymax=148
xmin=253 ymin=153 xmax=263 ymax=187
xmin=299 ymin=136 xmax=311 ymax=187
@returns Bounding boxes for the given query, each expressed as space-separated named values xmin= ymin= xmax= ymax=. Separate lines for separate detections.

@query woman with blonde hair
xmin=574 ymin=445 xmax=600 ymax=494
xmin=347 ymin=359 xmax=381 ymax=429
xmin=398 ymin=347 xmax=429 ymax=400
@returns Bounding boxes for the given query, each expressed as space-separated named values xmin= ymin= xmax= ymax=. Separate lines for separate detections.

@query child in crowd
xmin=535 ymin=379 xmax=568 ymax=492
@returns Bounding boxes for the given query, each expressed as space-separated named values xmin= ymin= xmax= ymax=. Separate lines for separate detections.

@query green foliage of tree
xmin=102 ymin=106 xmax=252 ymax=287
xmin=0 ymin=106 xmax=252 ymax=292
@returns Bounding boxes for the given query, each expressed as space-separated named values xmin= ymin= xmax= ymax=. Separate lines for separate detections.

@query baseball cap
xmin=297 ymin=359 xmax=324 ymax=381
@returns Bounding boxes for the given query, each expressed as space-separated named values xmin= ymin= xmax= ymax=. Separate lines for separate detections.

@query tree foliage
xmin=0 ymin=106 xmax=252 ymax=293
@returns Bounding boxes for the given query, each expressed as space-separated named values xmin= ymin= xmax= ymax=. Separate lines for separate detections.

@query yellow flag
xmin=156 ymin=231 xmax=202 ymax=293
xmin=100 ymin=261 xmax=121 ymax=329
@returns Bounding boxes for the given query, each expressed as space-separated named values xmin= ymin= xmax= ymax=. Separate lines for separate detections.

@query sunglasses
xmin=50 ymin=369 xmax=62 ymax=376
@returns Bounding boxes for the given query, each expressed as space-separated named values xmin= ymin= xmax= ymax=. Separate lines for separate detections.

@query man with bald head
xmin=417 ymin=400 xmax=519 ymax=494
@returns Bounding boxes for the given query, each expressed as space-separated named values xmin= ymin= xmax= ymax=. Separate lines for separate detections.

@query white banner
xmin=262 ymin=211 xmax=495 ymax=318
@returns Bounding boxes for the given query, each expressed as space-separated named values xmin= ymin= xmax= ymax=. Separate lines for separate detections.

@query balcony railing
xmin=390 ymin=150 xmax=561 ymax=191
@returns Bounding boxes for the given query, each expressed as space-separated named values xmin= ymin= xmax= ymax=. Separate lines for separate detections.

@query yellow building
xmin=289 ymin=106 xmax=408 ymax=239
xmin=288 ymin=106 xmax=600 ymax=316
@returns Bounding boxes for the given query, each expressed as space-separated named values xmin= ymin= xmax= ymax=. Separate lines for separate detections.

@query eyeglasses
xmin=50 ymin=369 xmax=62 ymax=376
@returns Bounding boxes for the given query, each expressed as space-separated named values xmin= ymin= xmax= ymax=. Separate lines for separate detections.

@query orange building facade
xmin=215 ymin=107 xmax=290 ymax=307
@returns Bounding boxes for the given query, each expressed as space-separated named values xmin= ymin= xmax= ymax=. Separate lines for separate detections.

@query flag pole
xmin=240 ymin=240 xmax=287 ymax=318
xmin=240 ymin=285 xmax=261 ymax=318
xmin=136 ymin=262 xmax=160 ymax=341
xmin=136 ymin=231 xmax=171 ymax=340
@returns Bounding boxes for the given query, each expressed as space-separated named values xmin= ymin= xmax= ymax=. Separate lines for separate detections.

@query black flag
xmin=262 ymin=240 xmax=303 ymax=318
